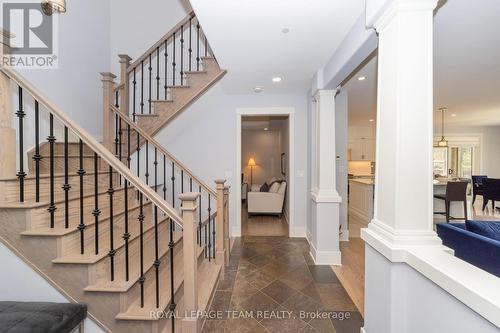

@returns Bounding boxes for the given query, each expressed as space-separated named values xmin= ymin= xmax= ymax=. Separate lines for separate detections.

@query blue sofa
xmin=436 ymin=221 xmax=500 ymax=277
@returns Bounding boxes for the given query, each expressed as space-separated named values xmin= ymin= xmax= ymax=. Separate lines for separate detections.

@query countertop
xmin=349 ymin=178 xmax=375 ymax=185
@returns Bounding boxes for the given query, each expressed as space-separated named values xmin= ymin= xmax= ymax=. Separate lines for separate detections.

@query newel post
xmin=101 ymin=72 xmax=116 ymax=151
xmin=215 ymin=180 xmax=226 ymax=266
xmin=0 ymin=71 xmax=16 ymax=179
xmin=180 ymin=192 xmax=200 ymax=333
xmin=118 ymin=55 xmax=131 ymax=116
xmin=223 ymin=185 xmax=231 ymax=262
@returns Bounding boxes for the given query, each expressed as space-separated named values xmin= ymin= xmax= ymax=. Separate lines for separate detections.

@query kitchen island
xmin=349 ymin=178 xmax=375 ymax=224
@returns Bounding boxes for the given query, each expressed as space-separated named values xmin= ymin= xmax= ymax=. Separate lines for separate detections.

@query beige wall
xmin=242 ymin=129 xmax=282 ymax=185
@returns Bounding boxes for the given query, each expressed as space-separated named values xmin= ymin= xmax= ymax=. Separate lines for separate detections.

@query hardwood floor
xmin=241 ymin=204 xmax=289 ymax=237
xmin=433 ymin=196 xmax=500 ymax=223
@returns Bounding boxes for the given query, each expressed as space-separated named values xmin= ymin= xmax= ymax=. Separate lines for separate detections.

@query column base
xmin=309 ymin=242 xmax=342 ymax=265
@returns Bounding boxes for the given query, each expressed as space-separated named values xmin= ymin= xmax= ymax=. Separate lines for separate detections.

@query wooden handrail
xmin=128 ymin=10 xmax=196 ymax=73
xmin=1 ymin=67 xmax=184 ymax=226
xmin=109 ymin=104 xmax=217 ymax=197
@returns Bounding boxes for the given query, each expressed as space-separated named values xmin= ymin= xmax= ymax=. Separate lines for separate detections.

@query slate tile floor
xmin=203 ymin=236 xmax=363 ymax=332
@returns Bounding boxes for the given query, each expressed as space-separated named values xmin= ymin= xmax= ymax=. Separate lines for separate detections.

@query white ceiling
xmin=345 ymin=0 xmax=500 ymax=128
xmin=190 ymin=0 xmax=365 ymax=94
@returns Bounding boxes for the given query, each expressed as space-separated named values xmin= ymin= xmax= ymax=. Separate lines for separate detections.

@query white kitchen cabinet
xmin=348 ymin=137 xmax=375 ymax=161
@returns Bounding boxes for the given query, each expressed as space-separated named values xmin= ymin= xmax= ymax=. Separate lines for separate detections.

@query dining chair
xmin=434 ymin=181 xmax=469 ymax=222
xmin=471 ymin=175 xmax=488 ymax=205
xmin=482 ymin=178 xmax=500 ymax=211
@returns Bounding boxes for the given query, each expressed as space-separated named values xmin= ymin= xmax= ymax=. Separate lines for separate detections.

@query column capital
xmin=215 ymin=179 xmax=226 ymax=188
xmin=179 ymin=192 xmax=200 ymax=212
xmin=367 ymin=0 xmax=438 ymax=32
xmin=118 ymin=54 xmax=132 ymax=64
xmin=100 ymin=72 xmax=116 ymax=82
xmin=313 ymin=89 xmax=337 ymax=101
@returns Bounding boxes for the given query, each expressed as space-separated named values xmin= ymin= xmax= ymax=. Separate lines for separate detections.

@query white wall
xmin=364 ymin=245 xmax=500 ymax=333
xmin=109 ymin=0 xmax=191 ymax=74
xmin=439 ymin=125 xmax=500 ymax=178
xmin=335 ymin=90 xmax=349 ymax=240
xmin=241 ymin=128 xmax=282 ymax=185
xmin=154 ymin=80 xmax=308 ymax=237
xmin=14 ymin=0 xmax=111 ymax=138
xmin=0 ymin=242 xmax=105 ymax=333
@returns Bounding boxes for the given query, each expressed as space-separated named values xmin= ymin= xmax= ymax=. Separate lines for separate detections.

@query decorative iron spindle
xmin=62 ymin=127 xmax=70 ymax=229
xmin=77 ymin=140 xmax=86 ymax=254
xmin=33 ymin=101 xmax=41 ymax=202
xmin=148 ymin=54 xmax=152 ymax=114
xmin=196 ymin=22 xmax=200 ymax=71
xmin=93 ymin=153 xmax=100 ymax=255
xmin=16 ymin=86 xmax=26 ymax=202
xmin=154 ymin=148 xmax=158 ymax=192
xmin=47 ymin=114 xmax=56 ymax=228
xmin=207 ymin=193 xmax=211 ymax=261
xmin=108 ymin=165 xmax=116 ymax=281
xmin=212 ymin=212 xmax=216 ymax=259
xmin=168 ymin=217 xmax=176 ymax=332
xmin=163 ymin=155 xmax=167 ymax=201
xmin=154 ymin=205 xmax=160 ymax=308
xmin=132 ymin=68 xmax=137 ymax=121
xmin=145 ymin=141 xmax=149 ymax=185
xmin=199 ymin=185 xmax=202 ymax=249
xmin=115 ymin=90 xmax=119 ymax=108
xmin=180 ymin=25 xmax=184 ymax=85
xmin=164 ymin=39 xmax=168 ymax=100
xmin=189 ymin=19 xmax=192 ymax=71
xmin=181 ymin=170 xmax=184 ymax=196
xmin=138 ymin=193 xmax=145 ymax=308
xmin=114 ymin=114 xmax=119 ymax=155
xmin=204 ymin=31 xmax=208 ymax=57
xmin=123 ymin=176 xmax=130 ymax=281
xmin=156 ymin=47 xmax=160 ymax=100
xmin=171 ymin=162 xmax=175 ymax=209
xmin=127 ymin=124 xmax=131 ymax=169
xmin=190 ymin=177 xmax=193 ymax=192
xmin=172 ymin=32 xmax=176 ymax=86
xmin=140 ymin=60 xmax=144 ymax=114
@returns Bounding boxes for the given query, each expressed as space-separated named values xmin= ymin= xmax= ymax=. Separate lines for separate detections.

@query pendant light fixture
xmin=41 ymin=0 xmax=66 ymax=16
xmin=437 ymin=107 xmax=448 ymax=147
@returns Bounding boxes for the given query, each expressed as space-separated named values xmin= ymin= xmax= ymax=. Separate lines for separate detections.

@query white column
xmin=309 ymin=90 xmax=342 ymax=265
xmin=362 ymin=0 xmax=442 ymax=256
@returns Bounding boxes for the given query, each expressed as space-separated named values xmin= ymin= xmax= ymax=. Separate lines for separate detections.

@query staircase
xmin=115 ymin=11 xmax=226 ymax=137
xmin=0 ymin=11 xmax=229 ymax=333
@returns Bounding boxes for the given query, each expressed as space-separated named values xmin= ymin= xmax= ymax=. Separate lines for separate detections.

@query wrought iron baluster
xmin=180 ymin=25 xmax=184 ymax=86
xmin=62 ymin=127 xmax=70 ymax=229
xmin=108 ymin=165 xmax=116 ymax=280
xmin=172 ymin=32 xmax=176 ymax=86
xmin=93 ymin=153 xmax=100 ymax=255
xmin=123 ymin=176 xmax=130 ymax=281
xmin=114 ymin=114 xmax=119 ymax=155
xmin=171 ymin=162 xmax=175 ymax=209
xmin=212 ymin=213 xmax=216 ymax=260
xmin=199 ymin=185 xmax=203 ymax=250
xmin=196 ymin=22 xmax=200 ymax=71
xmin=33 ymin=101 xmax=41 ymax=202
xmin=163 ymin=155 xmax=167 ymax=201
xmin=168 ymin=217 xmax=176 ymax=332
xmin=132 ymin=68 xmax=137 ymax=121
xmin=208 ymin=193 xmax=211 ymax=261
xmin=138 ymin=193 xmax=145 ymax=307
xmin=154 ymin=148 xmax=158 ymax=192
xmin=154 ymin=205 xmax=160 ymax=308
xmin=140 ymin=60 xmax=144 ymax=114
xmin=148 ymin=54 xmax=152 ymax=114
xmin=47 ymin=114 xmax=56 ymax=227
xmin=127 ymin=124 xmax=131 ymax=169
xmin=156 ymin=47 xmax=160 ymax=100
xmin=164 ymin=39 xmax=168 ymax=100
xmin=16 ymin=86 xmax=26 ymax=202
xmin=77 ymin=139 xmax=86 ymax=254
xmin=145 ymin=141 xmax=149 ymax=185
xmin=189 ymin=19 xmax=192 ymax=71
xmin=204 ymin=31 xmax=208 ymax=57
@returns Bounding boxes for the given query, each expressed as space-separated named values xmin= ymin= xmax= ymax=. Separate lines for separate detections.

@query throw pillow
xmin=269 ymin=182 xmax=280 ymax=193
xmin=260 ymin=183 xmax=270 ymax=192
xmin=465 ymin=220 xmax=500 ymax=242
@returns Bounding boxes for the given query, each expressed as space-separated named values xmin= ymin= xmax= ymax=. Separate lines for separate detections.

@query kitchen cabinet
xmin=348 ymin=137 xmax=375 ymax=161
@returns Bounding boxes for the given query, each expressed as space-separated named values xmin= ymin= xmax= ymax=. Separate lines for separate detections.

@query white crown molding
xmin=369 ymin=0 xmax=438 ymax=32
xmin=310 ymin=190 xmax=342 ymax=203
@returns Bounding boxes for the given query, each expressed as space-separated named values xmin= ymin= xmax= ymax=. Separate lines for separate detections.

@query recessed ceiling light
xmin=281 ymin=28 xmax=290 ymax=34
xmin=264 ymin=127 xmax=268 ymax=131
xmin=254 ymin=86 xmax=263 ymax=93
xmin=369 ymin=119 xmax=375 ymax=122
xmin=451 ymin=113 xmax=457 ymax=117
xmin=272 ymin=77 xmax=282 ymax=83
xmin=358 ymin=76 xmax=366 ymax=81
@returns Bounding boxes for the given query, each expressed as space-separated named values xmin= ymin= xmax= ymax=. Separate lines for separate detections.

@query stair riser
xmin=26 ymin=187 xmax=137 ymax=230
xmin=37 ymin=142 xmax=95 ymax=156
xmin=58 ymin=202 xmax=154 ymax=257
xmin=0 ymin=173 xmax=118 ymax=203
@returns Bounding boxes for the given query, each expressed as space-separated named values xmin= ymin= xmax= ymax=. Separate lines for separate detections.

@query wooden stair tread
xmin=84 ymin=229 xmax=183 ymax=292
xmin=51 ymin=209 xmax=161 ymax=264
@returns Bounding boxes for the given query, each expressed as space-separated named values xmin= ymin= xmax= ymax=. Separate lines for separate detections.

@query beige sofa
xmin=247 ymin=179 xmax=286 ymax=215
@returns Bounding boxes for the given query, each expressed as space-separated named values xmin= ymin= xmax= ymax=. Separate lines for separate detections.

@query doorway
xmin=235 ymin=107 xmax=295 ymax=238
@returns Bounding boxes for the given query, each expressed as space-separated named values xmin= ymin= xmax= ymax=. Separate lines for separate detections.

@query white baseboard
xmin=231 ymin=226 xmax=241 ymax=238
xmin=289 ymin=225 xmax=306 ymax=238
xmin=340 ymin=229 xmax=349 ymax=241
xmin=308 ymin=239 xmax=341 ymax=265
